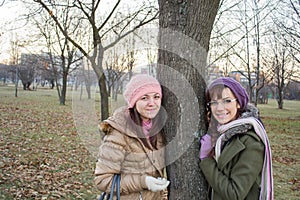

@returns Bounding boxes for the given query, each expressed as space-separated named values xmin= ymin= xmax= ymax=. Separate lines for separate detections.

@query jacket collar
xmin=103 ymin=106 xmax=139 ymax=138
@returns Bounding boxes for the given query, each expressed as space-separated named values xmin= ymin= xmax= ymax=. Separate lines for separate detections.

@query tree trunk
xmin=60 ymin=71 xmax=68 ymax=105
xmin=157 ymin=0 xmax=220 ymax=199
xmin=98 ymin=75 xmax=109 ymax=119
xmin=86 ymin=44 xmax=109 ymax=120
xmin=50 ymin=79 xmax=55 ymax=89
xmin=85 ymin=82 xmax=91 ymax=100
xmin=15 ymin=69 xmax=19 ymax=97
xmin=96 ymin=44 xmax=109 ymax=120
xmin=277 ymin=89 xmax=284 ymax=109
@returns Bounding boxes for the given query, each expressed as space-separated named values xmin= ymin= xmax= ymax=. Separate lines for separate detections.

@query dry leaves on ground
xmin=0 ymin=93 xmax=98 ymax=199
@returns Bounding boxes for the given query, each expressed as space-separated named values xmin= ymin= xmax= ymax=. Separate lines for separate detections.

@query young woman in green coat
xmin=199 ymin=77 xmax=273 ymax=200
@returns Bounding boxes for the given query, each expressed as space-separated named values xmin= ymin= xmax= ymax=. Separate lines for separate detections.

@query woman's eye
xmin=224 ymin=99 xmax=232 ymax=103
xmin=154 ymin=95 xmax=161 ymax=99
xmin=210 ymin=101 xmax=218 ymax=106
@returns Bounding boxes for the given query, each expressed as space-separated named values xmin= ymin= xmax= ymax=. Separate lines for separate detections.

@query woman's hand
xmin=199 ymin=134 xmax=213 ymax=160
xmin=145 ymin=176 xmax=170 ymax=192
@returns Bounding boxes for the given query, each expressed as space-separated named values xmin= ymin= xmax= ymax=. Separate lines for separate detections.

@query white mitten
xmin=145 ymin=176 xmax=170 ymax=192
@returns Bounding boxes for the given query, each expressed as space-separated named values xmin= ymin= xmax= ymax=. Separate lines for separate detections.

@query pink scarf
xmin=142 ymin=120 xmax=152 ymax=140
xmin=215 ymin=117 xmax=274 ymax=200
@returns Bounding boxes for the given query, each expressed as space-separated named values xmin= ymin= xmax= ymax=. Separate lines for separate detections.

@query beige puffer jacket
xmin=94 ymin=107 xmax=167 ymax=200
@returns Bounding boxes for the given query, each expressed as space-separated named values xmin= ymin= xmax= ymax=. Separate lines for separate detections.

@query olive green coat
xmin=200 ymin=131 xmax=264 ymax=200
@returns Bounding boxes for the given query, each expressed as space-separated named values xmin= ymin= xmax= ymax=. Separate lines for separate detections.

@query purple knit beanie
xmin=124 ymin=74 xmax=162 ymax=108
xmin=207 ymin=77 xmax=249 ymax=110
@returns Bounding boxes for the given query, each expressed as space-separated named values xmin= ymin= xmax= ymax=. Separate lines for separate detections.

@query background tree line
xmin=0 ymin=0 xmax=298 ymax=108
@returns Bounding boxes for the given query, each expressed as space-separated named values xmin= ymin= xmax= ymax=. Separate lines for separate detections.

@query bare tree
xmin=32 ymin=4 xmax=82 ymax=105
xmin=19 ymin=53 xmax=38 ymax=90
xmin=157 ymin=0 xmax=220 ymax=199
xmin=9 ymin=37 xmax=22 ymax=96
xmin=208 ymin=0 xmax=278 ymax=104
xmin=0 ymin=0 xmax=6 ymax=7
xmin=260 ymin=0 xmax=300 ymax=108
xmin=105 ymin=53 xmax=127 ymax=100
xmin=264 ymin=32 xmax=295 ymax=109
xmin=272 ymin=0 xmax=300 ymax=79
xmin=32 ymin=0 xmax=158 ymax=120
xmin=74 ymin=61 xmax=97 ymax=100
xmin=103 ymin=32 xmax=138 ymax=101
xmin=72 ymin=59 xmax=97 ymax=100
xmin=0 ymin=31 xmax=4 ymax=58
xmin=0 ymin=64 xmax=11 ymax=85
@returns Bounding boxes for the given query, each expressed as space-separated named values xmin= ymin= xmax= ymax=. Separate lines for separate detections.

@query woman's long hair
xmin=127 ymin=106 xmax=167 ymax=149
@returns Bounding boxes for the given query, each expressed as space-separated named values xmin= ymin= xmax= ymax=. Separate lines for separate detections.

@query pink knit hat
xmin=124 ymin=74 xmax=162 ymax=108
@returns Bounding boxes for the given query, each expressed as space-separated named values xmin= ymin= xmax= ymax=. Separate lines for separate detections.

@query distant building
xmin=137 ymin=63 xmax=157 ymax=77
xmin=228 ymin=71 xmax=256 ymax=86
xmin=206 ymin=64 xmax=224 ymax=84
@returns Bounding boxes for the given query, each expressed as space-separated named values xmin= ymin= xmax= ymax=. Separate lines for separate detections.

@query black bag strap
xmin=99 ymin=192 xmax=106 ymax=200
xmin=108 ymin=174 xmax=117 ymax=200
xmin=116 ymin=174 xmax=121 ymax=200
xmin=98 ymin=174 xmax=121 ymax=200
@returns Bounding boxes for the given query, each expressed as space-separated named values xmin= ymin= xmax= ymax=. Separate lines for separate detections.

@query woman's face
xmin=209 ymin=88 xmax=240 ymax=124
xmin=135 ymin=92 xmax=161 ymax=121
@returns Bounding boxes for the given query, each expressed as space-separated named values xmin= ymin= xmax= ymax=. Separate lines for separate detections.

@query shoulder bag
xmin=98 ymin=174 xmax=121 ymax=200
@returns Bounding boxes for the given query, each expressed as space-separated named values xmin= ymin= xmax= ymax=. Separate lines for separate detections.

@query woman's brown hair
xmin=127 ymin=106 xmax=167 ymax=149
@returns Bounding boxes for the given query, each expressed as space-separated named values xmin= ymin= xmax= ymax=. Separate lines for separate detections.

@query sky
xmin=0 ymin=1 xmax=19 ymax=21
xmin=0 ymin=1 xmax=25 ymax=63
xmin=0 ymin=0 xmax=155 ymax=63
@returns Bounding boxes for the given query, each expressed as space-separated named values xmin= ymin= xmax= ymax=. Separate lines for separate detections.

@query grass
xmin=257 ymin=99 xmax=300 ymax=199
xmin=0 ymin=85 xmax=299 ymax=199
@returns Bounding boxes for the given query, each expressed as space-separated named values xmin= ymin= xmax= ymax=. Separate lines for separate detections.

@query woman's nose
xmin=215 ymin=102 xmax=225 ymax=110
xmin=147 ymin=98 xmax=155 ymax=105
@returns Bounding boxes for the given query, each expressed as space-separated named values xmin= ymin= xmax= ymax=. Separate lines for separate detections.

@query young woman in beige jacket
xmin=95 ymin=74 xmax=169 ymax=200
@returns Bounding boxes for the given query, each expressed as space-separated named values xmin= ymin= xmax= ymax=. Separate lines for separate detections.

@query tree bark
xmin=60 ymin=71 xmax=68 ymax=105
xmin=157 ymin=0 xmax=220 ymax=199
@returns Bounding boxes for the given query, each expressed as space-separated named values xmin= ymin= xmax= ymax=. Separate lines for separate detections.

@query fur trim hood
xmin=99 ymin=106 xmax=138 ymax=138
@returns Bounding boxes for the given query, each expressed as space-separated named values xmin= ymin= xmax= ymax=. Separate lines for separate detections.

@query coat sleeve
xmin=200 ymin=133 xmax=264 ymax=200
xmin=94 ymin=130 xmax=148 ymax=195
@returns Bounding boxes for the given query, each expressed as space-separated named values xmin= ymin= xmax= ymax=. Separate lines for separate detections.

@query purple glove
xmin=199 ymin=134 xmax=212 ymax=160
